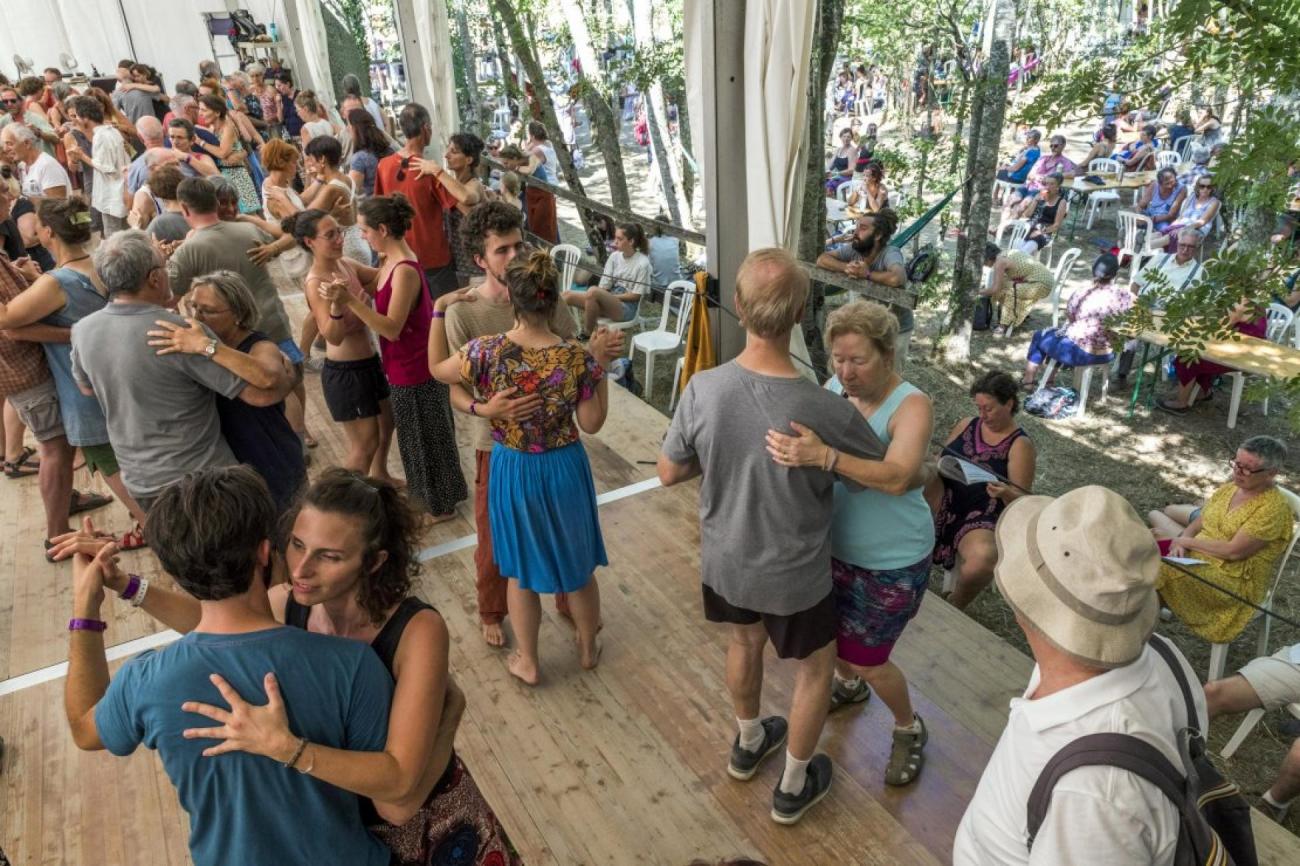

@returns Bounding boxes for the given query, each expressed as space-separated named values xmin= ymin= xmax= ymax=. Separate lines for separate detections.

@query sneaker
xmin=727 ymin=716 xmax=788 ymax=781
xmin=829 ymin=677 xmax=872 ymax=713
xmin=303 ymin=355 xmax=325 ymax=374
xmin=771 ymin=753 xmax=833 ymax=825
xmin=1257 ymin=795 xmax=1290 ymax=823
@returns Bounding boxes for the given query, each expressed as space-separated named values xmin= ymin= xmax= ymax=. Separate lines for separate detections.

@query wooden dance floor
xmin=2 ymin=298 xmax=1299 ymax=864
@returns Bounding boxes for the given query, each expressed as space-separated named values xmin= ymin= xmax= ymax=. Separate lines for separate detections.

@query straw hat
xmin=994 ymin=486 xmax=1160 ymax=669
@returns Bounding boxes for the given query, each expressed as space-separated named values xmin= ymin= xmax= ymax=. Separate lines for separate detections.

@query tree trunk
xmin=795 ymin=0 xmax=845 ymax=379
xmin=942 ymin=31 xmax=1011 ymax=363
xmin=488 ymin=0 xmax=599 ymax=245
xmin=631 ymin=0 xmax=689 ymax=224
xmin=559 ymin=3 xmax=632 ymax=214
xmin=948 ymin=78 xmax=972 ymax=176
xmin=668 ymin=79 xmax=695 ymax=210
xmin=455 ymin=0 xmax=482 ymax=136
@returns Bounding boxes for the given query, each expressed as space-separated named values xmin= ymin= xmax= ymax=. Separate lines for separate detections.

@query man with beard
xmin=815 ymin=208 xmax=907 ymax=294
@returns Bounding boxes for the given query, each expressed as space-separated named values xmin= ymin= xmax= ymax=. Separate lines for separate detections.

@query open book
xmin=937 ymin=455 xmax=1000 ymax=486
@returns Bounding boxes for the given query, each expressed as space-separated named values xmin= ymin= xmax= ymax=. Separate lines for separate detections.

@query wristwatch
xmin=203 ymin=337 xmax=218 ymax=358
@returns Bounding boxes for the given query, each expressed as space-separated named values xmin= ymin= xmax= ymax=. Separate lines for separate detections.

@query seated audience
xmin=1162 ymin=106 xmax=1196 ymax=150
xmin=825 ymin=127 xmax=856 ymax=197
xmin=846 ymin=162 xmax=888 ymax=213
xmin=1154 ymin=174 xmax=1219 ymax=248
xmin=1150 ymin=435 xmax=1293 ymax=645
xmin=1014 ymin=173 xmax=1067 ymax=254
xmin=1117 ymin=123 xmax=1157 ymax=171
xmin=980 ymin=243 xmax=1056 ymax=335
xmin=561 ymin=222 xmax=653 ymax=338
xmin=995 ymin=129 xmax=1041 ymax=189
xmin=1020 ymin=254 xmax=1130 ymax=389
xmin=765 ymin=301 xmax=934 ymax=786
xmin=1005 ymin=135 xmax=1074 ymax=217
xmin=1195 ymin=106 xmax=1224 ymax=148
xmin=927 ymin=371 xmax=1035 ymax=610
xmin=1156 ymin=298 xmax=1263 ymax=415
xmin=954 ymin=486 xmax=1206 ymax=864
xmin=1136 ymin=167 xmax=1187 ymax=233
xmin=1077 ymin=123 xmax=1118 ymax=168
xmin=1204 ymin=643 xmax=1300 ymax=822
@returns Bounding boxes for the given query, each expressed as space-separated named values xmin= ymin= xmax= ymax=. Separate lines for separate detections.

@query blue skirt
xmin=487 ymin=441 xmax=607 ymax=594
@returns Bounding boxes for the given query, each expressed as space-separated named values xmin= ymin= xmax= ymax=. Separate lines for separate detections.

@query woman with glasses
xmin=1149 ymin=436 xmax=1293 ymax=645
xmin=145 ymin=270 xmax=304 ymax=511
xmin=1153 ymin=175 xmax=1220 ymax=250
xmin=1156 ymin=296 xmax=1266 ymax=416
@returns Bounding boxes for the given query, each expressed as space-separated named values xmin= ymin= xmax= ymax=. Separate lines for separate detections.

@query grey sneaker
xmin=727 ymin=716 xmax=788 ymax=781
xmin=771 ymin=753 xmax=833 ymax=825
xmin=829 ymin=677 xmax=872 ymax=713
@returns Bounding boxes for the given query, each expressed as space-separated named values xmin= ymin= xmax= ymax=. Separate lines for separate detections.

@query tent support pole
xmin=115 ymin=0 xmax=137 ymax=61
xmin=702 ymin=0 xmax=748 ymax=363
xmin=392 ymin=0 xmax=434 ymax=110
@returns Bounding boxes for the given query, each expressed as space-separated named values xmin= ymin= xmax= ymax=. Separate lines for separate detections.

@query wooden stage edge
xmin=2 ymin=382 xmax=1298 ymax=865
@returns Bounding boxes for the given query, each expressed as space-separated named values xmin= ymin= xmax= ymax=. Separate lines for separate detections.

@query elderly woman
xmin=1020 ymin=253 xmax=1130 ymax=389
xmin=146 ymin=270 xmax=304 ymax=511
xmin=1157 ymin=300 xmax=1268 ymax=416
xmin=1154 ymin=173 xmax=1220 ymax=249
xmin=1137 ymin=167 xmax=1187 ymax=233
xmin=926 ymin=371 xmax=1036 ymax=609
xmin=1150 ymin=436 xmax=1293 ymax=644
xmin=765 ymin=301 xmax=935 ymax=786
xmin=1119 ymin=123 xmax=1158 ymax=172
xmin=980 ymin=242 xmax=1056 ymax=335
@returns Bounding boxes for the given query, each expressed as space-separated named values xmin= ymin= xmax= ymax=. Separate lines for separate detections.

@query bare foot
xmin=481 ymin=621 xmax=507 ymax=648
xmin=426 ymin=511 xmax=458 ymax=526
xmin=579 ymin=636 xmax=603 ymax=671
xmin=507 ymin=651 xmax=540 ymax=685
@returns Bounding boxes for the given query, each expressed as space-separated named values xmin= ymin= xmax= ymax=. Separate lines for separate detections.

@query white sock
xmin=737 ymin=717 xmax=764 ymax=752
xmin=1262 ymin=790 xmax=1294 ymax=809
xmin=833 ymin=671 xmax=860 ymax=687
xmin=896 ymin=715 xmax=922 ymax=734
xmin=779 ymin=752 xmax=810 ymax=795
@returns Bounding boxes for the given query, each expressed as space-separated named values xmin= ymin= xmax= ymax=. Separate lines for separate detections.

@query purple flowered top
xmin=1064 ymin=280 xmax=1134 ymax=354
xmin=460 ymin=333 xmax=604 ymax=452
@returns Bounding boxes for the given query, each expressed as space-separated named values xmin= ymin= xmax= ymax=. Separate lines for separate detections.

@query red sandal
xmin=119 ymin=523 xmax=148 ymax=551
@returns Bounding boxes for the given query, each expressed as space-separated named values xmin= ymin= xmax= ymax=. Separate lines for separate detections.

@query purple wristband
xmin=431 ymin=310 xmax=446 ymax=319
xmin=121 ymin=574 xmax=141 ymax=600
xmin=69 ymin=618 xmax=108 ymax=632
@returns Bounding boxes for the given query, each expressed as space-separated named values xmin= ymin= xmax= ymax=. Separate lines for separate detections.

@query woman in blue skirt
xmin=430 ymin=248 xmax=622 ymax=685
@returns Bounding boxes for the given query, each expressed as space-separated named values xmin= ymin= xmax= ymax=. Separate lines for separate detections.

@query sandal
xmin=884 ymin=714 xmax=928 ymax=786
xmin=17 ymin=445 xmax=38 ymax=468
xmin=119 ymin=523 xmax=148 ymax=551
xmin=3 ymin=459 xmax=37 ymax=479
xmin=69 ymin=489 xmax=113 ymax=515
xmin=1155 ymin=398 xmax=1189 ymax=416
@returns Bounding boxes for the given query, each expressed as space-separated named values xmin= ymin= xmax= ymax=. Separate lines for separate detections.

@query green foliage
xmin=334 ymin=0 xmax=373 ymax=71
xmin=321 ymin=2 xmax=371 ymax=99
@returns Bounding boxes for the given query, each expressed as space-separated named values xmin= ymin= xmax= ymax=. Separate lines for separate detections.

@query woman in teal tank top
xmin=765 ymin=301 xmax=934 ymax=788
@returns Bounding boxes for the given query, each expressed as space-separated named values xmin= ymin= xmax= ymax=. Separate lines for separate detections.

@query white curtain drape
xmin=412 ymin=0 xmax=460 ymax=156
xmin=294 ymin=0 xmax=337 ymax=110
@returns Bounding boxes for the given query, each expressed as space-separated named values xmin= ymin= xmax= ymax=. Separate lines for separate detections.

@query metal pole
xmin=702 ymin=0 xmax=748 ymax=363
xmin=115 ymin=0 xmax=137 ymax=61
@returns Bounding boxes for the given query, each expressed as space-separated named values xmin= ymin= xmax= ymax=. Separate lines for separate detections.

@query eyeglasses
xmin=315 ymin=228 xmax=342 ymax=241
xmin=1229 ymin=459 xmax=1268 ymax=476
xmin=395 ymin=156 xmax=412 ymax=182
xmin=1176 ymin=243 xmax=1199 ymax=251
xmin=190 ymin=304 xmax=231 ymax=318
xmin=1 ymin=98 xmax=19 ymax=105
xmin=1196 ymin=183 xmax=1213 ymax=189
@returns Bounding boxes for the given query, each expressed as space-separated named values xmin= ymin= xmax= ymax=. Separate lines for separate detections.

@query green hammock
xmin=889 ymin=186 xmax=960 ymax=249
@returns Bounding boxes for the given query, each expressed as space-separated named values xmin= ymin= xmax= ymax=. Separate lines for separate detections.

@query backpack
xmin=972 ymin=296 xmax=993 ymax=331
xmin=1024 ymin=386 xmax=1077 ymax=419
xmin=1026 ymin=635 xmax=1258 ymax=866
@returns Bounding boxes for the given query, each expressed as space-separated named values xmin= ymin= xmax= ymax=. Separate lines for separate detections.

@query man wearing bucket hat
xmin=953 ymin=485 xmax=1207 ymax=865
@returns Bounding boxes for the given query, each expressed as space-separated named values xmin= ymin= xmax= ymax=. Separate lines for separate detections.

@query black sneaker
xmin=727 ymin=716 xmax=788 ymax=781
xmin=771 ymin=753 xmax=833 ymax=825
xmin=829 ymin=677 xmax=872 ymax=713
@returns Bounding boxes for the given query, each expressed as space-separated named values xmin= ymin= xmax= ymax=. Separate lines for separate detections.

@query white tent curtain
xmin=412 ymin=0 xmax=460 ymax=156
xmin=58 ymin=0 xmax=133 ymax=79
xmin=293 ymin=0 xmax=338 ymax=110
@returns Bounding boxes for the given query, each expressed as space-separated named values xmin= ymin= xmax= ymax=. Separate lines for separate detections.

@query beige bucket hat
xmin=994 ymin=485 xmax=1160 ymax=669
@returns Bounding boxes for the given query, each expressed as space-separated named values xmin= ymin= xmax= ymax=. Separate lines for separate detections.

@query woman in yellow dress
xmin=1149 ymin=436 xmax=1294 ymax=644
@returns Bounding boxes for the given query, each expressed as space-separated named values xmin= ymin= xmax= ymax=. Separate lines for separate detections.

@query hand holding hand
xmin=182 ymin=672 xmax=301 ymax=761
xmin=71 ymin=518 xmax=119 ymax=615
xmin=147 ymin=317 xmax=212 ymax=356
xmin=765 ymin=422 xmax=828 ymax=468
xmin=587 ymin=326 xmax=624 ymax=367
xmin=13 ymin=256 xmax=40 ymax=283
xmin=317 ymin=279 xmax=349 ymax=306
xmin=479 ymin=386 xmax=543 ymax=421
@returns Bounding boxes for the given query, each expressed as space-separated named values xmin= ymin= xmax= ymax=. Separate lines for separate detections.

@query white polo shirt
xmin=1133 ymin=253 xmax=1203 ymax=300
xmin=953 ymin=636 xmax=1207 ymax=866
xmin=19 ymin=151 xmax=71 ymax=199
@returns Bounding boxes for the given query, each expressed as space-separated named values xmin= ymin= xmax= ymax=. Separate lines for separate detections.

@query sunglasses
xmin=1 ymin=98 xmax=19 ymax=105
xmin=1196 ymin=183 xmax=1213 ymax=189
xmin=395 ymin=156 xmax=412 ymax=182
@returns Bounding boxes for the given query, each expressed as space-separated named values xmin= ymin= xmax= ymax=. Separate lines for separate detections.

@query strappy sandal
xmin=17 ymin=445 xmax=38 ymax=468
xmin=68 ymin=489 xmax=113 ymax=515
xmin=885 ymin=714 xmax=928 ymax=786
xmin=3 ymin=459 xmax=37 ymax=479
xmin=119 ymin=523 xmax=148 ymax=551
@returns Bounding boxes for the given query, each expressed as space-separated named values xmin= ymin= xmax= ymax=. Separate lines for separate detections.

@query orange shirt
xmin=373 ymin=152 xmax=456 ymax=269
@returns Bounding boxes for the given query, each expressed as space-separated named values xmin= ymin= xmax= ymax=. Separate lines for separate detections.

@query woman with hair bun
xmin=429 ymin=250 xmax=624 ymax=684
xmin=319 ymin=193 xmax=466 ymax=521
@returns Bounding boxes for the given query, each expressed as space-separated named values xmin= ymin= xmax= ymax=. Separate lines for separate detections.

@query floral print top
xmin=1063 ymin=279 xmax=1134 ymax=354
xmin=460 ymin=333 xmax=604 ymax=452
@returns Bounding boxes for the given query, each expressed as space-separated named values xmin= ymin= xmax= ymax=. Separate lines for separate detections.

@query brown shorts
xmin=702 ymin=585 xmax=837 ymax=660
xmin=7 ymin=379 xmax=65 ymax=442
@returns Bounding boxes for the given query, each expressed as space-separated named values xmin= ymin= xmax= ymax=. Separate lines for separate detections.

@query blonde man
xmin=658 ymin=248 xmax=887 ymax=825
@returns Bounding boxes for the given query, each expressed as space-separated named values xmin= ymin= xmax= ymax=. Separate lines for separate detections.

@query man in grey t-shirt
xmin=659 ymin=248 xmax=886 ymax=826
xmin=815 ymin=208 xmax=908 ymax=291
xmin=72 ymin=231 xmax=292 ymax=508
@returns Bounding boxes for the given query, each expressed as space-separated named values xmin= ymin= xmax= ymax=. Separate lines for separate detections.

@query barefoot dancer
xmin=430 ymin=251 xmax=621 ymax=684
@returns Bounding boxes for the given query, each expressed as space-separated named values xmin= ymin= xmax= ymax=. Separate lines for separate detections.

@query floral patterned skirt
xmin=370 ymin=755 xmax=521 ymax=866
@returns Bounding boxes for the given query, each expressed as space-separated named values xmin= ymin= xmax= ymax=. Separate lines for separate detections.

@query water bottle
xmin=269 ymin=23 xmax=279 ymax=42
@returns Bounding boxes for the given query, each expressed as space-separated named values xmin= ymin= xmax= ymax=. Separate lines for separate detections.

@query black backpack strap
xmin=1146 ymin=635 xmax=1202 ymax=736
xmin=1026 ymin=732 xmax=1186 ymax=850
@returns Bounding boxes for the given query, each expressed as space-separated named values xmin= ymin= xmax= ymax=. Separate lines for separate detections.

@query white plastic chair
xmin=549 ymin=243 xmax=581 ymax=294
xmin=1155 ymin=150 xmax=1180 ymax=171
xmin=1206 ymin=487 xmax=1300 ymax=691
xmin=1082 ymin=158 xmax=1124 ymax=229
xmin=996 ymin=219 xmax=1030 ymax=252
xmin=1116 ymin=211 xmax=1160 ymax=282
xmin=629 ymin=281 xmax=693 ymax=401
xmin=1034 ymin=357 xmax=1110 ymax=419
xmin=1174 ymin=134 xmax=1202 ymax=164
xmin=669 ymin=356 xmax=686 ymax=411
xmin=1224 ymin=303 xmax=1295 ymax=429
xmin=492 ymin=106 xmax=512 ymax=135
xmin=1046 ymin=247 xmax=1083 ymax=328
xmin=993 ymin=178 xmax=1019 ymax=205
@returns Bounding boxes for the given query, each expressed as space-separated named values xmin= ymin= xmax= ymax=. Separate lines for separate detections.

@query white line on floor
xmin=0 ymin=476 xmax=663 ymax=696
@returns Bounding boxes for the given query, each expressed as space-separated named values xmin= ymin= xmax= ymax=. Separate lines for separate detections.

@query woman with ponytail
xmin=319 ymin=193 xmax=466 ymax=521
xmin=428 ymin=250 xmax=623 ymax=684
xmin=54 ymin=469 xmax=517 ymax=865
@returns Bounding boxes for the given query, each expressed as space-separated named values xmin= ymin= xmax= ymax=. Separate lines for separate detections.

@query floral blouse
xmin=460 ymin=333 xmax=603 ymax=452
xmin=1063 ymin=280 xmax=1134 ymax=354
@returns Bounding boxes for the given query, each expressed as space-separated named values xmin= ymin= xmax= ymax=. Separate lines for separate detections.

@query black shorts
xmin=702 ymin=585 xmax=837 ymax=660
xmin=322 ymin=355 xmax=391 ymax=422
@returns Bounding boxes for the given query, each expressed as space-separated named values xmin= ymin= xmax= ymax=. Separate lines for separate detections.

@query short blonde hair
xmin=734 ymin=248 xmax=808 ymax=339
xmin=824 ymin=300 xmax=897 ymax=360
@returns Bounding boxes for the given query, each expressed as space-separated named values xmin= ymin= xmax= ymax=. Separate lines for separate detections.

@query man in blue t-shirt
xmin=64 ymin=466 xmax=394 ymax=866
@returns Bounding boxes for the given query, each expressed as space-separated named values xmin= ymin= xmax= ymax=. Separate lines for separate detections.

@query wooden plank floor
xmin=2 ymin=292 xmax=1298 ymax=863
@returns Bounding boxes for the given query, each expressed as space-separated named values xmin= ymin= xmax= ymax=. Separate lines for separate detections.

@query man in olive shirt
xmin=442 ymin=202 xmax=581 ymax=646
